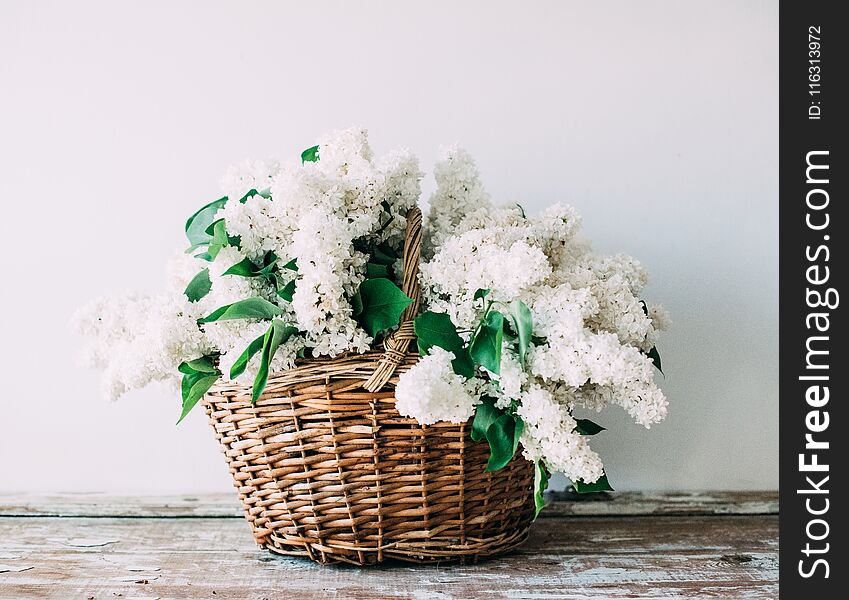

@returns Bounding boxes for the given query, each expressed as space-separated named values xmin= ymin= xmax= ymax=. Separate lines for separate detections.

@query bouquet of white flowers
xmin=76 ymin=128 xmax=669 ymax=556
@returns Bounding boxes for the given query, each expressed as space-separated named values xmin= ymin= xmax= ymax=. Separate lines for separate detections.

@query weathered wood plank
xmin=0 ymin=492 xmax=242 ymax=519
xmin=0 ymin=490 xmax=778 ymax=519
xmin=546 ymin=490 xmax=778 ymax=517
xmin=0 ymin=515 xmax=777 ymax=599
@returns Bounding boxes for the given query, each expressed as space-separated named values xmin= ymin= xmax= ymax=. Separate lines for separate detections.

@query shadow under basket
xmin=203 ymin=351 xmax=535 ymax=565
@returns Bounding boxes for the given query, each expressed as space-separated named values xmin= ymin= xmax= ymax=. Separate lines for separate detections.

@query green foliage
xmin=177 ymin=356 xmax=220 ymax=424
xmin=413 ymin=311 xmax=475 ymax=378
xmin=198 ymin=297 xmax=282 ymax=324
xmin=252 ymin=320 xmax=299 ymax=403
xmin=533 ymin=461 xmax=549 ymax=519
xmin=277 ymin=279 xmax=296 ymax=302
xmin=574 ymin=418 xmax=606 ymax=436
xmin=484 ymin=414 xmax=523 ymax=472
xmin=185 ymin=197 xmax=227 ymax=251
xmin=239 ymin=189 xmax=258 ymax=203
xmin=507 ymin=300 xmax=533 ymax=367
xmin=238 ymin=188 xmax=270 ymax=203
xmin=355 ymin=278 xmax=412 ymax=337
xmin=471 ymin=397 xmax=502 ymax=442
xmin=184 ymin=268 xmax=211 ymax=302
xmin=281 ymin=258 xmax=298 ymax=271
xmin=469 ymin=310 xmax=504 ymax=374
xmin=228 ymin=334 xmax=265 ymax=379
xmin=222 ymin=252 xmax=297 ymax=301
xmin=415 ymin=311 xmax=463 ymax=353
xmin=572 ymin=473 xmax=614 ymax=494
xmin=473 ymin=288 xmax=490 ymax=302
xmin=222 ymin=257 xmax=259 ymax=278
xmin=205 ymin=219 xmax=231 ymax=261
xmin=182 ymin=357 xmax=217 ymax=373
xmin=647 ymin=346 xmax=663 ymax=374
xmin=366 ymin=263 xmax=390 ymax=279
xmin=370 ymin=244 xmax=397 ymax=266
xmin=301 ymin=145 xmax=320 ymax=163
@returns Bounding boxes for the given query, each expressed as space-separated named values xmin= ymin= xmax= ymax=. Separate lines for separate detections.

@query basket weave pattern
xmin=203 ymin=208 xmax=535 ymax=564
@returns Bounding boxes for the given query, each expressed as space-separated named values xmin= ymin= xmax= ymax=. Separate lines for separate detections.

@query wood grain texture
xmin=0 ymin=493 xmax=778 ymax=599
xmin=0 ymin=490 xmax=778 ymax=518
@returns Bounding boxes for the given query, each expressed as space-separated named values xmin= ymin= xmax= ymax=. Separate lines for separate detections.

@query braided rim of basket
xmin=362 ymin=206 xmax=422 ymax=392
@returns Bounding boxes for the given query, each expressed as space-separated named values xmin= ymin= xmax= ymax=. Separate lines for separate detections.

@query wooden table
xmin=0 ymin=491 xmax=778 ymax=599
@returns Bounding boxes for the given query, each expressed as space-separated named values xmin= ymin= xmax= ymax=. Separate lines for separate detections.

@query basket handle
xmin=363 ymin=207 xmax=422 ymax=392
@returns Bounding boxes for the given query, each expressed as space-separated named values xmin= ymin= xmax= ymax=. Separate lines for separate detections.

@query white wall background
xmin=0 ymin=0 xmax=778 ymax=493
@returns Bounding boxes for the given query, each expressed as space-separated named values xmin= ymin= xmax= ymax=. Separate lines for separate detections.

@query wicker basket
xmin=203 ymin=208 xmax=535 ymax=565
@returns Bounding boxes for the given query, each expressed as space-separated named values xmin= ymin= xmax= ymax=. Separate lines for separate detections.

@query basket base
xmin=261 ymin=526 xmax=532 ymax=565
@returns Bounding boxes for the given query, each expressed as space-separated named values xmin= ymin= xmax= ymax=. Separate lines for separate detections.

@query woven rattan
xmin=204 ymin=208 xmax=535 ymax=565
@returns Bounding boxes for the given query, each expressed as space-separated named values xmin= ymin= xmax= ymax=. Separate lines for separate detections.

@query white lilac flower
xmin=72 ymin=292 xmax=211 ymax=401
xmin=395 ymin=347 xmax=481 ymax=425
xmin=424 ymin=145 xmax=492 ymax=255
xmin=420 ymin=236 xmax=552 ymax=329
xmin=489 ymin=350 xmax=526 ymax=409
xmin=517 ymin=385 xmax=604 ymax=484
xmin=219 ymin=158 xmax=280 ymax=204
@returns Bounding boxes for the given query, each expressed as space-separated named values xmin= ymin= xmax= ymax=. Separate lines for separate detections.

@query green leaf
xmin=223 ymin=257 xmax=258 ymax=277
xmin=184 ymin=269 xmax=212 ymax=302
xmin=533 ymin=461 xmax=550 ymax=519
xmin=647 ymin=346 xmax=663 ymax=374
xmin=413 ymin=311 xmax=475 ymax=378
xmin=177 ymin=356 xmax=220 ymax=424
xmin=179 ymin=356 xmax=218 ymax=374
xmin=257 ymin=252 xmax=279 ymax=275
xmin=507 ymin=300 xmax=533 ymax=367
xmin=224 ymin=253 xmax=281 ymax=294
xmin=355 ymin=278 xmax=413 ymax=337
xmin=573 ymin=473 xmax=614 ymax=494
xmin=473 ymin=288 xmax=490 ymax=302
xmin=229 ymin=334 xmax=266 ymax=379
xmin=177 ymin=372 xmax=219 ymax=423
xmin=575 ymin=418 xmax=606 ymax=436
xmin=451 ymin=350 xmax=477 ymax=378
xmin=199 ymin=297 xmax=283 ymax=324
xmin=238 ymin=188 xmax=271 ymax=203
xmin=301 ymin=145 xmax=320 ymax=163
xmin=414 ymin=311 xmax=464 ymax=354
xmin=253 ymin=320 xmax=298 ymax=403
xmin=204 ymin=219 xmax=230 ymax=261
xmin=281 ymin=258 xmax=298 ymax=271
xmin=370 ymin=245 xmax=397 ymax=266
xmin=484 ymin=414 xmax=522 ymax=472
xmin=366 ymin=263 xmax=390 ymax=279
xmin=185 ymin=197 xmax=227 ymax=250
xmin=470 ymin=310 xmax=504 ymax=374
xmin=277 ymin=279 xmax=296 ymax=302
xmin=471 ymin=397 xmax=502 ymax=442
